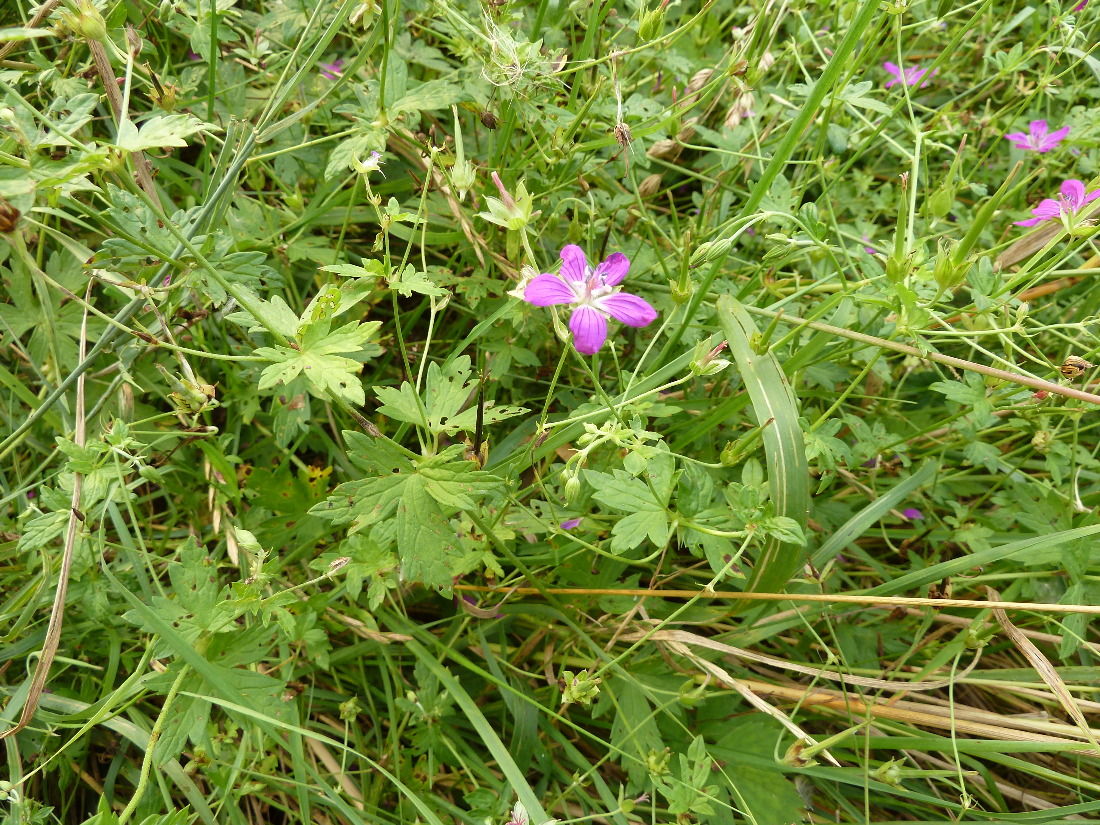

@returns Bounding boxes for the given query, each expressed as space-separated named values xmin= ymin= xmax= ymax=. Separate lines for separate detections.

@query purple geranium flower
xmin=883 ymin=61 xmax=934 ymax=88
xmin=901 ymin=508 xmax=924 ymax=521
xmin=560 ymin=518 xmax=582 ymax=530
xmin=319 ymin=58 xmax=345 ymax=80
xmin=1005 ymin=120 xmax=1070 ymax=153
xmin=523 ymin=245 xmax=658 ymax=355
xmin=1014 ymin=179 xmax=1100 ymax=227
xmin=1074 ymin=1 xmax=1087 ymax=10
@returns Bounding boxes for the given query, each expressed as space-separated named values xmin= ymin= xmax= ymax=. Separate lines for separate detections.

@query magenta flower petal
xmin=901 ymin=507 xmax=924 ymax=521
xmin=1061 ymin=179 xmax=1086 ymax=207
xmin=1014 ymin=216 xmax=1044 ymax=227
xmin=1042 ymin=125 xmax=1071 ymax=150
xmin=524 ymin=273 xmax=576 ymax=306
xmin=1004 ymin=131 xmax=1029 ymax=145
xmin=569 ymin=306 xmax=608 ymax=354
xmin=595 ymin=293 xmax=658 ymax=327
xmin=1074 ymin=1 xmax=1087 ymax=10
xmin=560 ymin=518 xmax=582 ymax=530
xmin=559 ymin=244 xmax=589 ymax=282
xmin=595 ymin=252 xmax=630 ymax=286
xmin=319 ymin=58 xmax=345 ymax=80
xmin=1029 ymin=119 xmax=1049 ymax=139
xmin=1085 ymin=190 xmax=1100 ymax=205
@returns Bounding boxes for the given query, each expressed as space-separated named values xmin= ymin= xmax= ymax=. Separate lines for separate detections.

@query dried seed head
xmin=480 ymin=110 xmax=499 ymax=129
xmin=684 ymin=68 xmax=715 ymax=97
xmin=0 ymin=199 xmax=20 ymax=233
xmin=676 ymin=117 xmax=698 ymax=142
xmin=647 ymin=138 xmax=681 ymax=161
xmin=1060 ymin=355 xmax=1094 ymax=379
xmin=638 ymin=173 xmax=662 ymax=198
xmin=614 ymin=121 xmax=632 ymax=148
xmin=723 ymin=90 xmax=756 ymax=128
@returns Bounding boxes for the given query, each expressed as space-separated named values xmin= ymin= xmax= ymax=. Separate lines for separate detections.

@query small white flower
xmin=353 ymin=150 xmax=385 ymax=177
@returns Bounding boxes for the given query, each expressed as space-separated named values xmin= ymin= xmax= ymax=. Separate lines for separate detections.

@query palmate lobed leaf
xmin=375 ymin=355 xmax=527 ymax=436
xmin=254 ymin=317 xmax=381 ymax=405
xmin=311 ymin=438 xmax=504 ymax=590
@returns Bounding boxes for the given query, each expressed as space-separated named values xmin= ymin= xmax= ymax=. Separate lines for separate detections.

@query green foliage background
xmin=2 ymin=0 xmax=1100 ymax=822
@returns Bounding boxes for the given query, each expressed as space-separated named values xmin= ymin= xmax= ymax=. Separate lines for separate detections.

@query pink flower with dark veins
xmin=1004 ymin=120 xmax=1070 ymax=153
xmin=1014 ymin=179 xmax=1100 ymax=227
xmin=522 ymin=245 xmax=658 ymax=355
xmin=882 ymin=61 xmax=935 ymax=88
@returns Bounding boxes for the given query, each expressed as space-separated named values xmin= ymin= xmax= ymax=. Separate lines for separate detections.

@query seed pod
xmin=480 ymin=110 xmax=499 ymax=129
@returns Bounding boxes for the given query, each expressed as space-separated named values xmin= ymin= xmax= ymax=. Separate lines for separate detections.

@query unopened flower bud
xmin=873 ymin=759 xmax=904 ymax=788
xmin=884 ymin=253 xmax=910 ymax=284
xmin=690 ymin=237 xmax=733 ymax=267
xmin=75 ymin=1 xmax=107 ymax=40
xmin=563 ymin=474 xmax=581 ymax=502
xmin=926 ymin=185 xmax=955 ymax=219
xmin=450 ymin=158 xmax=476 ymax=200
xmin=932 ymin=241 xmax=966 ymax=291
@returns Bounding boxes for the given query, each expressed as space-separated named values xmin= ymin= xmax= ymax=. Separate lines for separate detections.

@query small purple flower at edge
xmin=1005 ymin=120 xmax=1070 ymax=153
xmin=1014 ymin=179 xmax=1100 ymax=227
xmin=319 ymin=58 xmax=346 ymax=80
xmin=560 ymin=518 xmax=582 ymax=530
xmin=1074 ymin=1 xmax=1087 ymax=10
xmin=883 ymin=61 xmax=934 ymax=89
xmin=523 ymin=245 xmax=658 ymax=355
xmin=901 ymin=508 xmax=924 ymax=521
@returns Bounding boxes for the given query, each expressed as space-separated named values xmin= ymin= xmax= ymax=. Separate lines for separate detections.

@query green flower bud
xmin=561 ymin=669 xmax=601 ymax=706
xmin=884 ymin=253 xmax=910 ymax=284
xmin=449 ymin=159 xmax=476 ymax=200
xmin=638 ymin=6 xmax=666 ymax=41
xmin=669 ymin=277 xmax=694 ymax=304
xmin=872 ymin=759 xmax=904 ymax=788
xmin=926 ymin=185 xmax=955 ymax=219
xmin=932 ymin=241 xmax=967 ymax=291
xmin=75 ymin=1 xmax=107 ymax=40
xmin=689 ymin=237 xmax=733 ymax=267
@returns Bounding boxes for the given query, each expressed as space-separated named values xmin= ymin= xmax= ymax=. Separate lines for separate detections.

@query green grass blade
xmin=406 ymin=638 xmax=552 ymax=824
xmin=718 ymin=294 xmax=810 ymax=599
xmin=811 ymin=460 xmax=939 ymax=568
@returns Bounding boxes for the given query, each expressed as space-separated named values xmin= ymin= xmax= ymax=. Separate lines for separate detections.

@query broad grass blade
xmin=718 ymin=295 xmax=810 ymax=602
